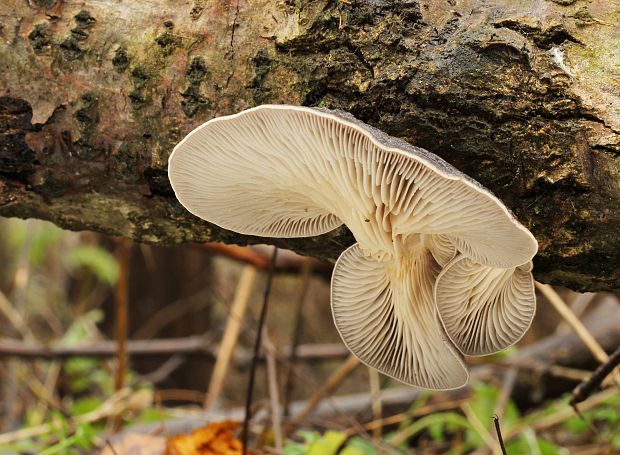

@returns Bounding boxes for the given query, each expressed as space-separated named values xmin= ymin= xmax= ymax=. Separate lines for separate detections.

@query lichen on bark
xmin=1 ymin=0 xmax=619 ymax=291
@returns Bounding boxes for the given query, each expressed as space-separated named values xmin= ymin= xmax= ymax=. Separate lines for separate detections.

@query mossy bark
xmin=1 ymin=0 xmax=619 ymax=291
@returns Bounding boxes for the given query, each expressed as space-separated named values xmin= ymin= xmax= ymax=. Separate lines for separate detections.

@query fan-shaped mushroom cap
xmin=435 ymin=256 xmax=536 ymax=356
xmin=332 ymin=244 xmax=468 ymax=389
xmin=168 ymin=105 xmax=538 ymax=389
xmin=168 ymin=105 xmax=536 ymax=268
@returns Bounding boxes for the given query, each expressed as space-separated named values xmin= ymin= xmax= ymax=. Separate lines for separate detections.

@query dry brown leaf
xmin=165 ymin=420 xmax=256 ymax=455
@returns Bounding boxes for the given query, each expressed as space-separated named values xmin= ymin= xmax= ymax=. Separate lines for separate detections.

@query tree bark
xmin=1 ymin=0 xmax=619 ymax=291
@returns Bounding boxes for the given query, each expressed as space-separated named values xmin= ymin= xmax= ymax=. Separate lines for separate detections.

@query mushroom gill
xmin=168 ymin=105 xmax=539 ymax=389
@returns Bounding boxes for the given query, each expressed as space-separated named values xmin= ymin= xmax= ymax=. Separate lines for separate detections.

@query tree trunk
xmin=1 ymin=0 xmax=619 ymax=291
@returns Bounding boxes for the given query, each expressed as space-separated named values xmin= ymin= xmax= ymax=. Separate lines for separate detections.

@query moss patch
xmin=180 ymin=57 xmax=208 ymax=117
xmin=59 ymin=36 xmax=84 ymax=60
xmin=129 ymin=66 xmax=151 ymax=109
xmin=112 ymin=47 xmax=130 ymax=72
xmin=28 ymin=24 xmax=52 ymax=53
xmin=248 ymin=49 xmax=273 ymax=105
xmin=74 ymin=92 xmax=99 ymax=125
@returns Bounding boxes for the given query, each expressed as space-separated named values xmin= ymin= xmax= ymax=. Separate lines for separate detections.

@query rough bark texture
xmin=1 ymin=0 xmax=619 ymax=291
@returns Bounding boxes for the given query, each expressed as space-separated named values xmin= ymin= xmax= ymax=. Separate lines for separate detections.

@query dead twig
xmin=493 ymin=366 xmax=518 ymax=423
xmin=555 ymin=292 xmax=596 ymax=335
xmin=570 ymin=345 xmax=620 ymax=410
xmin=263 ymin=331 xmax=283 ymax=452
xmin=105 ymin=439 xmax=120 ymax=455
xmin=156 ymin=389 xmax=206 ymax=404
xmin=493 ymin=415 xmax=508 ymax=455
xmin=506 ymin=387 xmax=617 ymax=438
xmin=283 ymin=259 xmax=313 ymax=418
xmin=199 ymin=242 xmax=332 ymax=276
xmin=462 ymin=403 xmax=498 ymax=453
xmin=114 ymin=238 xmax=131 ymax=394
xmin=205 ymin=265 xmax=257 ymax=410
xmin=110 ymin=239 xmax=131 ymax=432
xmin=201 ymin=242 xmax=271 ymax=270
xmin=0 ymin=337 xmax=350 ymax=362
xmin=141 ymin=355 xmax=186 ymax=384
xmin=242 ymin=247 xmax=278 ymax=455
xmin=0 ymin=335 xmax=217 ymax=358
xmin=535 ymin=282 xmax=620 ymax=389
xmin=288 ymin=354 xmax=360 ymax=428
xmin=0 ymin=289 xmax=31 ymax=339
xmin=132 ymin=286 xmax=214 ymax=339
xmin=368 ymin=368 xmax=382 ymax=440
xmin=352 ymin=397 xmax=469 ymax=436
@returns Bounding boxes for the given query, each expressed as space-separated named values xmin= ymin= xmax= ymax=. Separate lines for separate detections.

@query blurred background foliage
xmin=0 ymin=218 xmax=618 ymax=454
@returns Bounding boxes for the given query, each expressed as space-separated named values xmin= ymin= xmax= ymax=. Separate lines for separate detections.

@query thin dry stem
xmin=242 ymin=247 xmax=278 ymax=455
xmin=205 ymin=265 xmax=257 ymax=410
xmin=114 ymin=239 xmax=131 ymax=393
xmin=353 ymin=397 xmax=469 ymax=435
xmin=535 ymin=282 xmax=620 ymax=388
xmin=493 ymin=366 xmax=518 ymax=423
xmin=505 ymin=387 xmax=617 ymax=440
xmin=368 ymin=368 xmax=382 ymax=440
xmin=283 ymin=259 xmax=313 ymax=418
xmin=27 ymin=363 xmax=61 ymax=425
xmin=0 ymin=290 xmax=31 ymax=339
xmin=461 ymin=403 xmax=499 ymax=454
xmin=555 ymin=292 xmax=596 ymax=335
xmin=288 ymin=354 xmax=360 ymax=427
xmin=263 ymin=331 xmax=283 ymax=452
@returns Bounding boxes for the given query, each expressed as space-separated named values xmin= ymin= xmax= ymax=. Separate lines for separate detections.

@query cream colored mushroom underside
xmin=331 ymin=243 xmax=468 ymax=389
xmin=435 ymin=256 xmax=536 ymax=356
xmin=169 ymin=107 xmax=536 ymax=268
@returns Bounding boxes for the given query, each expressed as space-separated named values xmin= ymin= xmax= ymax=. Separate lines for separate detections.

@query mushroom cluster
xmin=168 ymin=105 xmax=538 ymax=390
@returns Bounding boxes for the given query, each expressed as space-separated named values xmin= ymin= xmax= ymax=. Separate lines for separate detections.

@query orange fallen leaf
xmin=165 ymin=420 xmax=257 ymax=455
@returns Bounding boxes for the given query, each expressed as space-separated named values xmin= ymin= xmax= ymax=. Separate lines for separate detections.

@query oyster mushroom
xmin=168 ymin=105 xmax=538 ymax=389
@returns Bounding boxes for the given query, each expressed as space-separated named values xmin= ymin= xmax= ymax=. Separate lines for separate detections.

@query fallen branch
xmin=199 ymin=243 xmax=332 ymax=277
xmin=0 ymin=337 xmax=348 ymax=362
xmin=570 ymin=345 xmax=620 ymax=408
xmin=0 ymin=336 xmax=218 ymax=359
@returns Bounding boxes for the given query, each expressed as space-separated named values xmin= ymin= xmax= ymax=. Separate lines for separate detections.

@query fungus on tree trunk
xmin=168 ymin=105 xmax=538 ymax=390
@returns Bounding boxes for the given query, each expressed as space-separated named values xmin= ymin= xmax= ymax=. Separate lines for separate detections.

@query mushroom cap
xmin=332 ymin=243 xmax=469 ymax=389
xmin=168 ymin=105 xmax=537 ymax=268
xmin=435 ymin=255 xmax=536 ymax=356
xmin=169 ymin=104 xmax=539 ymax=389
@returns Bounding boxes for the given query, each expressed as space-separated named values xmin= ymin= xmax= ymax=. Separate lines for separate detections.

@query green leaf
xmin=3 ymin=219 xmax=63 ymax=266
xmin=388 ymin=412 xmax=474 ymax=446
xmin=298 ymin=430 xmax=321 ymax=445
xmin=306 ymin=431 xmax=347 ymax=455
xmin=465 ymin=382 xmax=521 ymax=449
xmin=67 ymin=245 xmax=119 ymax=285
xmin=428 ymin=420 xmax=444 ymax=441
xmin=282 ymin=442 xmax=306 ymax=455
xmin=69 ymin=397 xmax=102 ymax=416
xmin=537 ymin=438 xmax=563 ymax=455
xmin=342 ymin=437 xmax=375 ymax=455
xmin=564 ymin=415 xmax=588 ymax=434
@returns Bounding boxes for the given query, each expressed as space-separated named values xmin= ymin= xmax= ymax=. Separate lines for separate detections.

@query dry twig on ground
xmin=205 ymin=265 xmax=257 ymax=410
xmin=242 ymin=247 xmax=278 ymax=455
